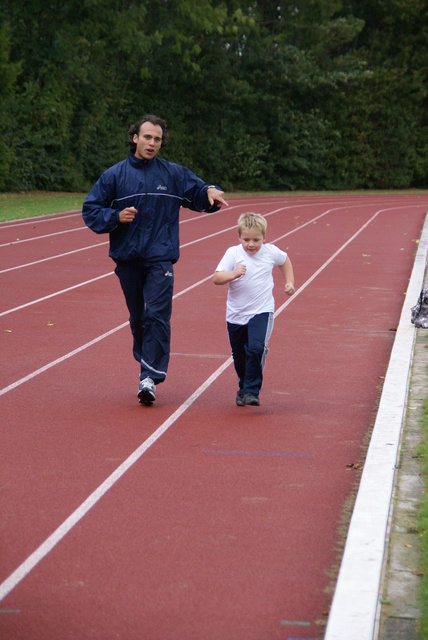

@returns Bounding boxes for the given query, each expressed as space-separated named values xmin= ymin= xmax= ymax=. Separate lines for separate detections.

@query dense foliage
xmin=1 ymin=0 xmax=427 ymax=192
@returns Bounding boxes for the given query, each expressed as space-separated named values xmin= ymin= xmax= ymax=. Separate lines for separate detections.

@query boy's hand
xmin=234 ymin=263 xmax=246 ymax=278
xmin=285 ymin=282 xmax=295 ymax=296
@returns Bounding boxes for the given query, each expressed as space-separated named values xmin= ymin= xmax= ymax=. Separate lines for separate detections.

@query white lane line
xmin=275 ymin=207 xmax=391 ymax=314
xmin=0 ymin=203 xmax=306 ymax=272
xmin=324 ymin=212 xmax=428 ymax=640
xmin=0 ymin=204 xmax=405 ymax=387
xmin=0 ymin=204 xmax=361 ymax=315
xmin=0 ymin=226 xmax=90 ymax=249
xmin=0 ymin=208 xmax=387 ymax=600
xmin=1 ymin=197 xmax=373 ymax=274
xmin=0 ymin=194 xmax=424 ymax=231
xmin=0 ymin=273 xmax=114 ymax=317
xmin=0 ymin=323 xmax=127 ymax=397
xmin=0 ymin=274 xmax=215 ymax=394
xmin=0 ymin=270 xmax=213 ymax=319
xmin=0 ymin=358 xmax=232 ymax=602
xmin=0 ymin=212 xmax=82 ymax=229
xmin=0 ymin=242 xmax=108 ymax=274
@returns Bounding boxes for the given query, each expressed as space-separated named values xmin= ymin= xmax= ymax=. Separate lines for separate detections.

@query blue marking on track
xmin=203 ymin=449 xmax=313 ymax=458
xmin=0 ymin=609 xmax=20 ymax=614
xmin=281 ymin=619 xmax=315 ymax=638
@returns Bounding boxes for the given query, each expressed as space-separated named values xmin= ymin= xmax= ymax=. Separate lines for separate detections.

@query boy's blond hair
xmin=237 ymin=213 xmax=267 ymax=237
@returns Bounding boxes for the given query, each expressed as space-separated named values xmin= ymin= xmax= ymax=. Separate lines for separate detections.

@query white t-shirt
xmin=215 ymin=243 xmax=288 ymax=324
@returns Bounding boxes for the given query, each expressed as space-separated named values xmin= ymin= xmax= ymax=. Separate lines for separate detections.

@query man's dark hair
xmin=128 ymin=114 xmax=169 ymax=152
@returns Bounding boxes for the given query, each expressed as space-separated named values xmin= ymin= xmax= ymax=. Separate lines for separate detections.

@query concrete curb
xmin=324 ymin=212 xmax=428 ymax=640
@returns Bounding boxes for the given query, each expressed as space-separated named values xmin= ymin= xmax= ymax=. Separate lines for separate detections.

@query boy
xmin=213 ymin=213 xmax=295 ymax=406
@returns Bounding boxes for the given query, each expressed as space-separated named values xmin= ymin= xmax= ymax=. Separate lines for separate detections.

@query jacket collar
xmin=129 ymin=152 xmax=158 ymax=168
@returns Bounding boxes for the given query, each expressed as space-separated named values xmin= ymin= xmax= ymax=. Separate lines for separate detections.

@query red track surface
xmin=1 ymin=194 xmax=428 ymax=640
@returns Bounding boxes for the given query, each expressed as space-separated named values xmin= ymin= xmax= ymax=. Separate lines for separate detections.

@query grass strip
xmin=1 ymin=189 xmax=427 ymax=223
xmin=418 ymin=395 xmax=428 ymax=638
xmin=0 ymin=191 xmax=87 ymax=221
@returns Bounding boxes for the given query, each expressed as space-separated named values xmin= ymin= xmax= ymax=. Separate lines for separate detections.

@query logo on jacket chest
xmin=157 ymin=184 xmax=168 ymax=191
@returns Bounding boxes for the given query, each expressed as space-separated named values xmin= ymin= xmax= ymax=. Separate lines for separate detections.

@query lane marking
xmin=0 ymin=273 xmax=220 ymax=393
xmin=0 ymin=226 xmax=90 ymax=249
xmin=0 ymin=272 xmax=114 ymax=317
xmin=0 ymin=323 xmax=128 ymax=397
xmin=203 ymin=450 xmax=313 ymax=458
xmin=0 ymin=212 xmax=81 ymax=228
xmin=1 ymin=200 xmax=427 ymax=604
xmin=0 ymin=208 xmax=379 ymax=394
xmin=0 ymin=201 xmax=249 ymax=245
xmin=0 ymin=242 xmax=108 ymax=274
xmin=0 ymin=359 xmax=232 ymax=602
xmin=0 ymin=207 xmax=389 ymax=601
xmin=0 ymin=195 xmax=354 ymax=233
xmin=0 ymin=609 xmax=20 ymax=614
xmin=0 ymin=204 xmax=398 ymax=398
xmin=273 ymin=207 xmax=394 ymax=316
xmin=1 ymin=201 xmax=377 ymax=314
xmin=324 ymin=212 xmax=428 ymax=639
xmin=0 ymin=202 xmax=327 ymax=273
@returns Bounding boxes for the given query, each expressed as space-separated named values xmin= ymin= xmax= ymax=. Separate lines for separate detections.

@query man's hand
xmin=207 ymin=187 xmax=228 ymax=208
xmin=119 ymin=206 xmax=137 ymax=223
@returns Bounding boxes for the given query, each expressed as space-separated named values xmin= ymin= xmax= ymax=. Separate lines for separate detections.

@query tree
xmin=0 ymin=23 xmax=20 ymax=189
xmin=0 ymin=0 xmax=427 ymax=191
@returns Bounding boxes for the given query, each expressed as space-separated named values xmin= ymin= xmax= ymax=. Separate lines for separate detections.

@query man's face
xmin=133 ymin=121 xmax=163 ymax=160
xmin=239 ymin=227 xmax=264 ymax=255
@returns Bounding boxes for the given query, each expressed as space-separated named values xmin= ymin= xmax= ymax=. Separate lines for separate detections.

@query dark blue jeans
xmin=227 ymin=312 xmax=274 ymax=396
xmin=114 ymin=260 xmax=174 ymax=384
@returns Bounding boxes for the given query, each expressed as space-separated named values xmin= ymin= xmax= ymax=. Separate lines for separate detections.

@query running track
xmin=1 ymin=194 xmax=428 ymax=640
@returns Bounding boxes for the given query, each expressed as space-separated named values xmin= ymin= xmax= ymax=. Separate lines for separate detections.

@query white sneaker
xmin=138 ymin=377 xmax=156 ymax=405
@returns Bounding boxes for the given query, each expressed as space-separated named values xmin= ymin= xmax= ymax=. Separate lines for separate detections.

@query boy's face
xmin=239 ymin=227 xmax=264 ymax=255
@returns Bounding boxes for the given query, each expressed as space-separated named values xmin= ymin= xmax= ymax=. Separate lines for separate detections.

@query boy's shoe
xmin=138 ymin=377 xmax=156 ymax=405
xmin=244 ymin=393 xmax=260 ymax=406
xmin=236 ymin=390 xmax=245 ymax=407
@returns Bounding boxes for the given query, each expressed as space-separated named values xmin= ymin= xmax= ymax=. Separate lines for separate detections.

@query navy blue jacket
xmin=82 ymin=153 xmax=220 ymax=263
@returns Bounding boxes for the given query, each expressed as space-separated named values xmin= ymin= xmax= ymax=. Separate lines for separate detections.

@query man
xmin=82 ymin=114 xmax=228 ymax=405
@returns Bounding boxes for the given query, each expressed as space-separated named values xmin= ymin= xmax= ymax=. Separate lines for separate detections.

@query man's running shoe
xmin=138 ymin=377 xmax=156 ymax=405
xmin=244 ymin=393 xmax=260 ymax=406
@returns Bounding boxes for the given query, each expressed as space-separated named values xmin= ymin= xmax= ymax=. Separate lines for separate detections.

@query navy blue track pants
xmin=227 ymin=312 xmax=274 ymax=396
xmin=114 ymin=260 xmax=174 ymax=384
